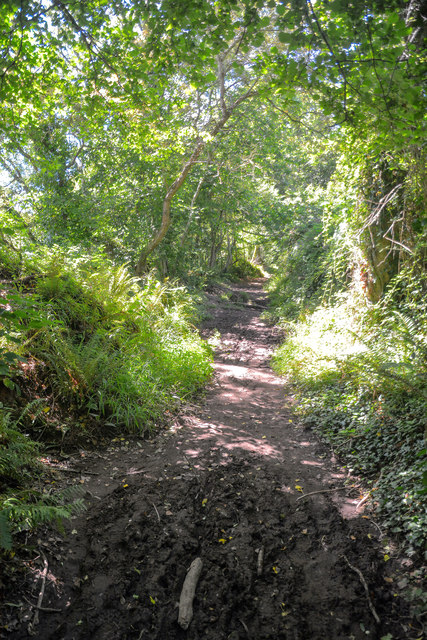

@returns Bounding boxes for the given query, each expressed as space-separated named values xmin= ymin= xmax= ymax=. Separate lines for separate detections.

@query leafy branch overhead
xmin=0 ymin=1 xmax=424 ymax=264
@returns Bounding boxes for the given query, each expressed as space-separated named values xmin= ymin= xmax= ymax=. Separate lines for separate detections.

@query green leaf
xmin=1 ymin=352 xmax=22 ymax=363
xmin=3 ymin=377 xmax=16 ymax=390
xmin=278 ymin=32 xmax=291 ymax=44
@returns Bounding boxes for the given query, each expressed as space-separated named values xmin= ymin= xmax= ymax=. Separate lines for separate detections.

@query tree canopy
xmin=1 ymin=0 xmax=425 ymax=272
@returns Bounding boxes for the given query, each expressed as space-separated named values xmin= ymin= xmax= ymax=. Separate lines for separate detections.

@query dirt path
xmin=5 ymin=280 xmax=414 ymax=639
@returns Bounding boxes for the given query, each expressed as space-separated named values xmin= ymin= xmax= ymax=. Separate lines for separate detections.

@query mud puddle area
xmin=3 ymin=280 xmax=417 ymax=639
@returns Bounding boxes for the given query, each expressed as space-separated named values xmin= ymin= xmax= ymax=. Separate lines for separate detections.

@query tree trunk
xmin=135 ymin=196 xmax=174 ymax=275
xmin=134 ymin=83 xmax=258 ymax=275
xmin=179 ymin=174 xmax=205 ymax=249
xmin=224 ymin=234 xmax=236 ymax=271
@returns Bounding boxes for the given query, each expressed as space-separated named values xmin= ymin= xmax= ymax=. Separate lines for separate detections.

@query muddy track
xmin=5 ymin=280 xmax=414 ymax=639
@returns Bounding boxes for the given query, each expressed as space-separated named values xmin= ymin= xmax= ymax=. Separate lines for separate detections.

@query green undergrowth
xmin=0 ymin=404 xmax=86 ymax=550
xmin=0 ymin=245 xmax=213 ymax=548
xmin=272 ymin=294 xmax=427 ymax=557
xmin=227 ymin=255 xmax=265 ymax=280
xmin=1 ymin=250 xmax=212 ymax=434
xmin=266 ymin=219 xmax=326 ymax=321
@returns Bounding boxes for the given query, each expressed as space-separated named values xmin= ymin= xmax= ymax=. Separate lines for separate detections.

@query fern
xmin=0 ymin=409 xmax=40 ymax=483
xmin=15 ymin=398 xmax=47 ymax=426
xmin=85 ymin=263 xmax=140 ymax=317
xmin=389 ymin=311 xmax=427 ymax=364
xmin=0 ymin=404 xmax=87 ymax=549
xmin=33 ymin=326 xmax=89 ymax=398
xmin=0 ymin=485 xmax=86 ymax=547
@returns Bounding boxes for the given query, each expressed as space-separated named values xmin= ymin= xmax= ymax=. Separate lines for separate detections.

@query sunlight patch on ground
xmin=221 ymin=437 xmax=281 ymax=458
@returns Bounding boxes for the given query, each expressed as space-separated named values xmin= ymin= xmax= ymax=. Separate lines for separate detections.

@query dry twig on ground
xmin=343 ymin=555 xmax=380 ymax=625
xmin=28 ymin=551 xmax=49 ymax=635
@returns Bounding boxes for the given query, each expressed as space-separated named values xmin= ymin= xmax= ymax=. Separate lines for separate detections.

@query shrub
xmin=5 ymin=258 xmax=213 ymax=434
xmin=0 ymin=251 xmax=213 ymax=548
xmin=227 ymin=255 xmax=264 ymax=279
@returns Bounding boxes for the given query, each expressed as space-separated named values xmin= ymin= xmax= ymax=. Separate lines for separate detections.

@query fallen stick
xmin=356 ymin=492 xmax=371 ymax=509
xmin=239 ymin=617 xmax=249 ymax=635
xmin=295 ymin=487 xmax=348 ymax=502
xmin=178 ymin=557 xmax=203 ymax=630
xmin=368 ymin=519 xmax=383 ymax=539
xmin=28 ymin=551 xmax=49 ymax=635
xmin=24 ymin=596 xmax=61 ymax=613
xmin=151 ymin=502 xmax=161 ymax=523
xmin=242 ymin=303 xmax=266 ymax=310
xmin=343 ymin=555 xmax=380 ymax=625
xmin=53 ymin=467 xmax=100 ymax=476
xmin=257 ymin=546 xmax=264 ymax=576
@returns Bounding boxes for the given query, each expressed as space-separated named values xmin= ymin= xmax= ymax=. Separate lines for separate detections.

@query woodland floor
xmin=2 ymin=280 xmax=421 ymax=640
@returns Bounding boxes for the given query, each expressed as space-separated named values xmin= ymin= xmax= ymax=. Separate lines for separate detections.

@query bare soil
xmin=2 ymin=280 xmax=420 ymax=639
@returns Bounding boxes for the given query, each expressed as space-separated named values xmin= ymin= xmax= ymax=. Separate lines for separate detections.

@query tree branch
xmin=51 ymin=0 xmax=120 ymax=77
xmin=265 ymin=97 xmax=329 ymax=137
xmin=179 ymin=173 xmax=206 ymax=248
xmin=217 ymin=55 xmax=228 ymax=117
xmin=0 ymin=2 xmax=25 ymax=87
xmin=135 ymin=78 xmax=260 ymax=274
xmin=65 ymin=142 xmax=86 ymax=170
xmin=0 ymin=157 xmax=30 ymax=191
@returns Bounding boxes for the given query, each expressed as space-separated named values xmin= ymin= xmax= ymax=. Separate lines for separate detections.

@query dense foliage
xmin=0 ymin=244 xmax=212 ymax=548
xmin=273 ymin=293 xmax=427 ymax=554
xmin=0 ymin=0 xmax=425 ymax=553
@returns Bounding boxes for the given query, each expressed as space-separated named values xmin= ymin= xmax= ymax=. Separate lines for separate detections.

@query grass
xmin=1 ymin=259 xmax=213 ymax=436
